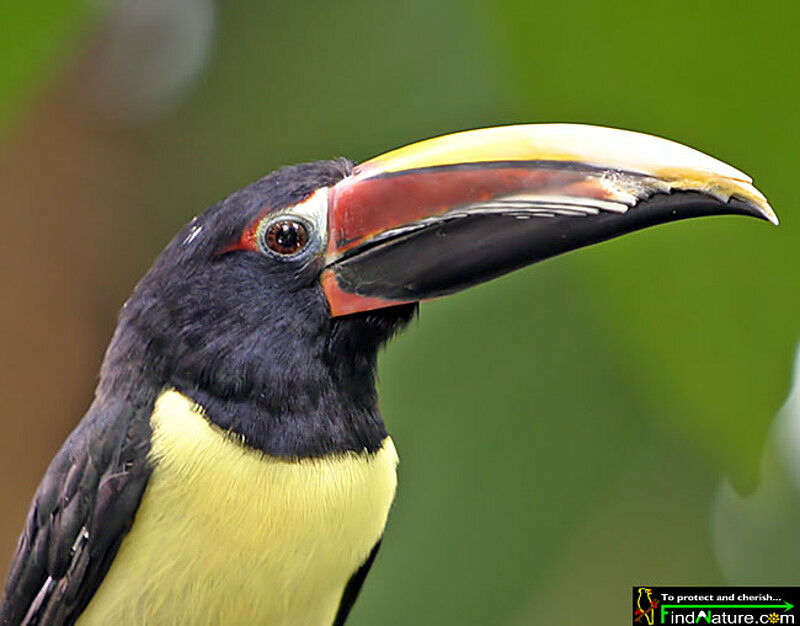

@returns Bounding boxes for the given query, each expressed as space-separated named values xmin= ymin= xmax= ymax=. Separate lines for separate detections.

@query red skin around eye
xmin=217 ymin=212 xmax=266 ymax=254
xmin=218 ymin=189 xmax=317 ymax=255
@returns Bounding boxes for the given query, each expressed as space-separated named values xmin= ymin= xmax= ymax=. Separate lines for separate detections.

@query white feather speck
xmin=183 ymin=225 xmax=203 ymax=245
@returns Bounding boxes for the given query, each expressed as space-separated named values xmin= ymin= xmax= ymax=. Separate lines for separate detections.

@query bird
xmin=635 ymin=587 xmax=656 ymax=624
xmin=0 ymin=124 xmax=776 ymax=625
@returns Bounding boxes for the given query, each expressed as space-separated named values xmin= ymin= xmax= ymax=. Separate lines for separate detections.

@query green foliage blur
xmin=3 ymin=1 xmax=799 ymax=624
xmin=0 ymin=2 xmax=92 ymax=134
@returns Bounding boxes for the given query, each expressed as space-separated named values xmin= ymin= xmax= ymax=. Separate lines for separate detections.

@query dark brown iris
xmin=264 ymin=220 xmax=308 ymax=255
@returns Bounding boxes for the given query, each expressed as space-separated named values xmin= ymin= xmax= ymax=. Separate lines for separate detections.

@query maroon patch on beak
xmin=328 ymin=165 xmax=592 ymax=258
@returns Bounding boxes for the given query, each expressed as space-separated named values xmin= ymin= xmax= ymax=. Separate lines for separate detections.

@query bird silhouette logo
xmin=634 ymin=588 xmax=659 ymax=625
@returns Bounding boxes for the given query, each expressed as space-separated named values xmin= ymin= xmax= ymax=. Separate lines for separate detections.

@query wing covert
xmin=0 ymin=397 xmax=152 ymax=626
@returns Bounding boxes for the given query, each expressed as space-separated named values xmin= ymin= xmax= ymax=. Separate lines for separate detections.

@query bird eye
xmin=263 ymin=220 xmax=309 ymax=256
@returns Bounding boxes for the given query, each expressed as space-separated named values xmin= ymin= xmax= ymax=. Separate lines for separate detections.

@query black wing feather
xmin=333 ymin=539 xmax=382 ymax=626
xmin=1 ymin=398 xmax=153 ymax=626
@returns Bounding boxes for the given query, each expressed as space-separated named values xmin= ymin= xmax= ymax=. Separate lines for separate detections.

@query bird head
xmin=102 ymin=124 xmax=774 ymax=453
xmin=106 ymin=159 xmax=415 ymax=412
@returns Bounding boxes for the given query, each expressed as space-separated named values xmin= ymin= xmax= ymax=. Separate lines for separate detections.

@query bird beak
xmin=321 ymin=124 xmax=776 ymax=317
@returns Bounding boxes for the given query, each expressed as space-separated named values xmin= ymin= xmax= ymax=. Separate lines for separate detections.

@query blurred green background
xmin=2 ymin=1 xmax=799 ymax=624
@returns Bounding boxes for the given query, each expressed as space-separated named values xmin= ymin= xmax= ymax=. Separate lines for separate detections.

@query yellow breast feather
xmin=78 ymin=389 xmax=398 ymax=626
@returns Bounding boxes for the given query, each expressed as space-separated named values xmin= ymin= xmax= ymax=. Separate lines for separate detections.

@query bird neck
xmin=171 ymin=366 xmax=388 ymax=459
xmin=98 ymin=299 xmax=388 ymax=459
